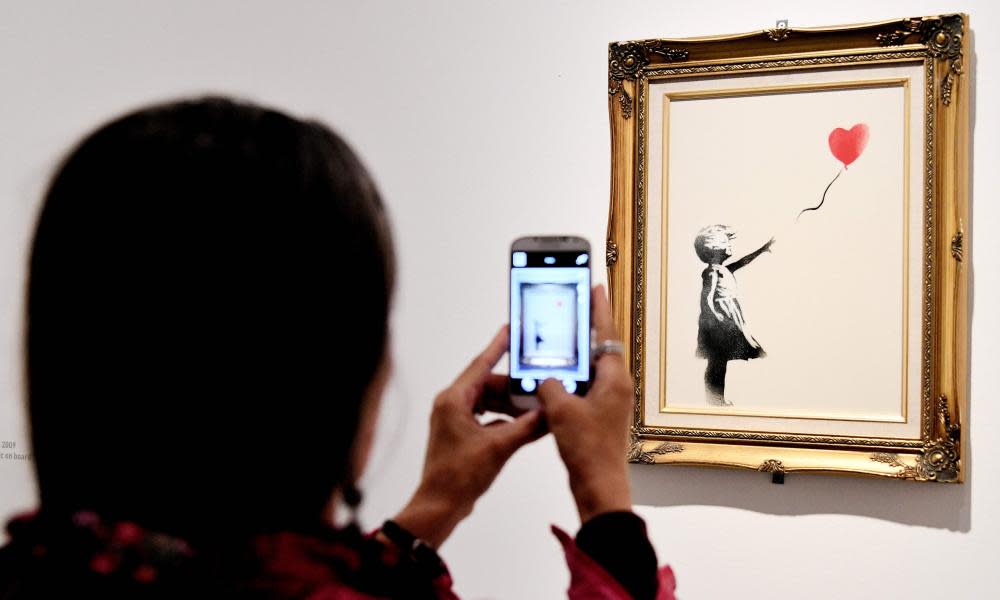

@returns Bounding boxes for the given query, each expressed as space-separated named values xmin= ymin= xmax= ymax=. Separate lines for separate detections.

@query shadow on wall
xmin=629 ymin=463 xmax=971 ymax=532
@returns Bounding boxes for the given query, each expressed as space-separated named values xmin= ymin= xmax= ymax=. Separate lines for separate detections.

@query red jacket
xmin=0 ymin=511 xmax=677 ymax=599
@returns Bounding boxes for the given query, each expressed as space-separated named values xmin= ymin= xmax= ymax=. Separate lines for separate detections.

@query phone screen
xmin=509 ymin=249 xmax=591 ymax=396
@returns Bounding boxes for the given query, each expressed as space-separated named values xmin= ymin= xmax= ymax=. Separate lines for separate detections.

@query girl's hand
xmin=536 ymin=286 xmax=634 ymax=523
xmin=393 ymin=327 xmax=542 ymax=548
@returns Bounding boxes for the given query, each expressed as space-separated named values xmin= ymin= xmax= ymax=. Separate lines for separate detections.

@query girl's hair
xmin=26 ymin=97 xmax=394 ymax=539
xmin=694 ymin=225 xmax=734 ymax=264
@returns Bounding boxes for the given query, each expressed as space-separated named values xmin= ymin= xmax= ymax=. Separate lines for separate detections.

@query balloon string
xmin=796 ymin=169 xmax=843 ymax=222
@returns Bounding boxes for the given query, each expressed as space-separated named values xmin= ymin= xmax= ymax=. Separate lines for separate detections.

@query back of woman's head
xmin=27 ymin=97 xmax=394 ymax=538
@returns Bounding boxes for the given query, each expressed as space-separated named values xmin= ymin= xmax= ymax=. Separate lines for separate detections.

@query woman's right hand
xmin=536 ymin=285 xmax=634 ymax=523
xmin=392 ymin=326 xmax=542 ymax=548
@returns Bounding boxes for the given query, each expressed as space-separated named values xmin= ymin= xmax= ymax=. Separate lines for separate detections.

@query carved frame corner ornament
xmin=627 ymin=431 xmax=684 ymax=464
xmin=606 ymin=239 xmax=619 ymax=266
xmin=922 ymin=15 xmax=965 ymax=106
xmin=869 ymin=397 xmax=960 ymax=482
xmin=916 ymin=396 xmax=961 ymax=482
xmin=876 ymin=16 xmax=964 ymax=104
xmin=609 ymin=41 xmax=689 ymax=119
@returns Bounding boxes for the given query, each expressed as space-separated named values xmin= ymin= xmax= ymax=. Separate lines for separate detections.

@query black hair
xmin=26 ymin=97 xmax=394 ymax=540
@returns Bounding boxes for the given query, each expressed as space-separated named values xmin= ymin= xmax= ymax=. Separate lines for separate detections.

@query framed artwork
xmin=607 ymin=15 xmax=969 ymax=481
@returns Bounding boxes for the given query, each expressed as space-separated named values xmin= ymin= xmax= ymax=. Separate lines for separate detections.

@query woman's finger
xmin=591 ymin=286 xmax=626 ymax=383
xmin=536 ymin=378 xmax=574 ymax=419
xmin=454 ymin=325 xmax=509 ymax=394
xmin=474 ymin=374 xmax=527 ymax=417
xmin=482 ymin=372 xmax=508 ymax=398
xmin=489 ymin=410 xmax=543 ymax=457
xmin=591 ymin=285 xmax=620 ymax=345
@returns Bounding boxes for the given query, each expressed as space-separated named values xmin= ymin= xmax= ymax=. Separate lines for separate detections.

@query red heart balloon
xmin=828 ymin=123 xmax=869 ymax=168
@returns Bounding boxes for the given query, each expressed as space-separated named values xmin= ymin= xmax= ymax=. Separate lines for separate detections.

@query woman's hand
xmin=537 ymin=285 xmax=634 ymax=523
xmin=392 ymin=327 xmax=542 ymax=548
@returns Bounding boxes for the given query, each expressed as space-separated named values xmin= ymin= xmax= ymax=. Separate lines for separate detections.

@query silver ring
xmin=592 ymin=339 xmax=625 ymax=360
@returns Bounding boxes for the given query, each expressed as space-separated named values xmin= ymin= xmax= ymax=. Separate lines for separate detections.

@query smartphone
xmin=509 ymin=236 xmax=592 ymax=410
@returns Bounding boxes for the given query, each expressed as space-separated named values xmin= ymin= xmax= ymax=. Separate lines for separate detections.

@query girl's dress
xmin=697 ymin=264 xmax=765 ymax=360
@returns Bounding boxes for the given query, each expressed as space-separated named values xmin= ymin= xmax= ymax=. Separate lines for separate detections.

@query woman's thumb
xmin=536 ymin=378 xmax=572 ymax=412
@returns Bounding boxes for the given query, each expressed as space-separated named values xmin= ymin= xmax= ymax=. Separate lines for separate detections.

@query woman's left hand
xmin=392 ymin=326 xmax=543 ymax=548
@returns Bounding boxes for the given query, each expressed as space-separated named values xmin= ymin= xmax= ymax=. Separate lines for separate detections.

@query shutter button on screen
xmin=521 ymin=378 xmax=536 ymax=393
xmin=562 ymin=379 xmax=577 ymax=393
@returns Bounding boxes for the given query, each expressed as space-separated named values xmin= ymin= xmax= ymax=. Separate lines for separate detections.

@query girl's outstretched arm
xmin=727 ymin=237 xmax=775 ymax=272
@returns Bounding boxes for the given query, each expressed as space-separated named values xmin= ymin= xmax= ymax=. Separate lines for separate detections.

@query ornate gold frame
xmin=608 ymin=15 xmax=969 ymax=482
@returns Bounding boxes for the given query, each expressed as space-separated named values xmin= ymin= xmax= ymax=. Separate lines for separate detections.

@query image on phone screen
xmin=520 ymin=283 xmax=578 ymax=369
xmin=510 ymin=249 xmax=590 ymax=396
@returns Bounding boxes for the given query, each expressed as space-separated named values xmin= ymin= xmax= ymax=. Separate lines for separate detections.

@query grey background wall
xmin=1 ymin=1 xmax=996 ymax=598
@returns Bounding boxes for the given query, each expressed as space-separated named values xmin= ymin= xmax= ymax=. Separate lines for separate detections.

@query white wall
xmin=1 ymin=1 xmax=997 ymax=598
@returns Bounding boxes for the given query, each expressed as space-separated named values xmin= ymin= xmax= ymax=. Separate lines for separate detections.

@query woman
xmin=0 ymin=98 xmax=674 ymax=599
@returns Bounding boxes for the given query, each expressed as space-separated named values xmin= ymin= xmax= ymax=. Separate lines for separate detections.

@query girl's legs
xmin=705 ymin=358 xmax=729 ymax=406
